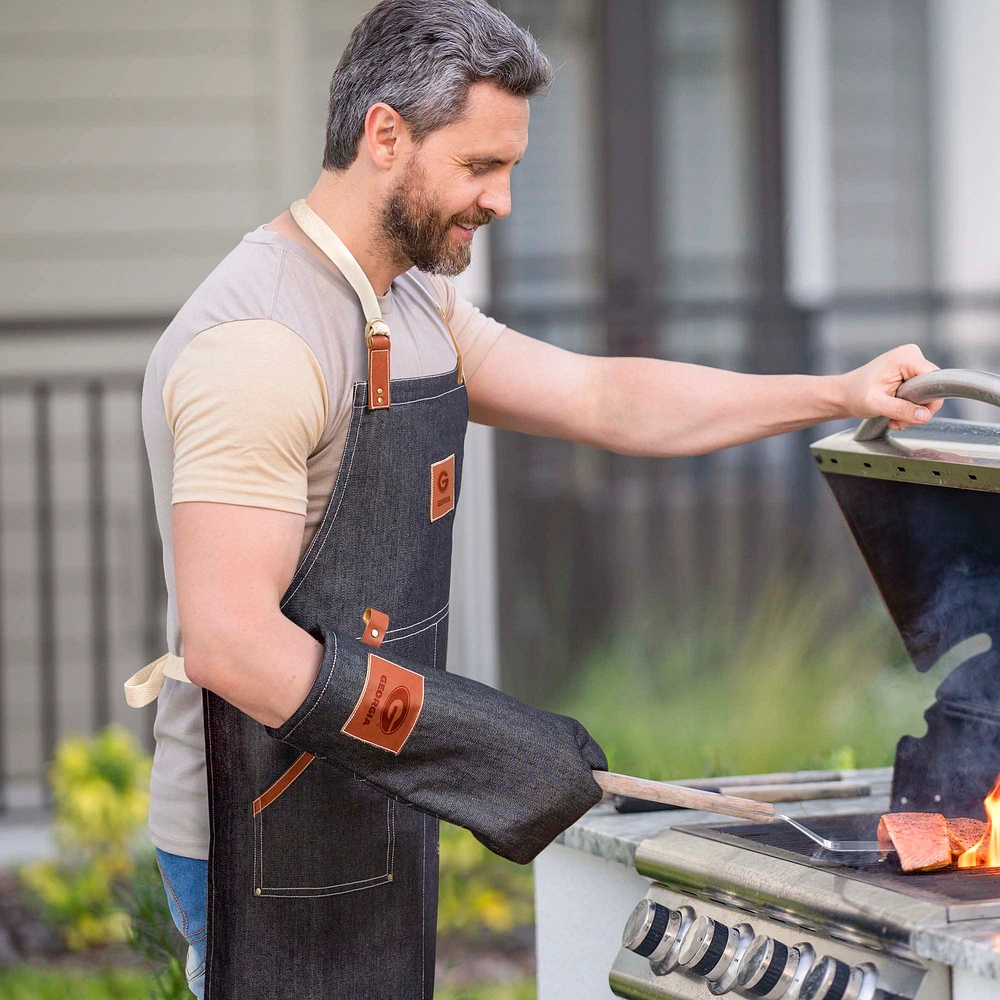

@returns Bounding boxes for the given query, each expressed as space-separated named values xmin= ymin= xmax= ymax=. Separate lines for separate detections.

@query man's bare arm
xmin=174 ymin=501 xmax=321 ymax=727
xmin=468 ymin=329 xmax=941 ymax=456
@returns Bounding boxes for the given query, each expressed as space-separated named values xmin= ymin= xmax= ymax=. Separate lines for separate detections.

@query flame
xmin=958 ymin=774 xmax=1000 ymax=868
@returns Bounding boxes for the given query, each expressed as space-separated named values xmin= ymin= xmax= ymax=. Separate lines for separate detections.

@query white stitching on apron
xmin=381 ymin=616 xmax=446 ymax=645
xmin=257 ymin=881 xmax=394 ymax=900
xmin=390 ymin=384 xmax=466 ymax=407
xmin=385 ymin=798 xmax=392 ymax=874
xmin=280 ymin=414 xmax=365 ymax=609
xmin=204 ymin=694 xmax=215 ymax=1000
xmin=386 ymin=602 xmax=449 ymax=634
xmin=421 ymin=815 xmax=426 ymax=999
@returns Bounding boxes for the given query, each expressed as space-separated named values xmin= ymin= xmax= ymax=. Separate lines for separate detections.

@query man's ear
xmin=364 ymin=102 xmax=407 ymax=170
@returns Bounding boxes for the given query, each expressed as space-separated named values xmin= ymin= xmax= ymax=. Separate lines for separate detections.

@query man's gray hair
xmin=324 ymin=0 xmax=551 ymax=170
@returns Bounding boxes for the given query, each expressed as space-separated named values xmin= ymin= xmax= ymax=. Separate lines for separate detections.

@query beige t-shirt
xmin=141 ymin=226 xmax=505 ymax=859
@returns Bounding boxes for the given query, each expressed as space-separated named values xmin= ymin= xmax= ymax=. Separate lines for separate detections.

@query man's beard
xmin=380 ymin=163 xmax=492 ymax=276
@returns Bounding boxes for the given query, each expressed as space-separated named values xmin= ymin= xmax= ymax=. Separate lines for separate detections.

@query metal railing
xmin=0 ymin=370 xmax=164 ymax=817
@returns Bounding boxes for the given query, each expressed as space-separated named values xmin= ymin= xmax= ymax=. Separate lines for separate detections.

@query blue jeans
xmin=155 ymin=848 xmax=208 ymax=999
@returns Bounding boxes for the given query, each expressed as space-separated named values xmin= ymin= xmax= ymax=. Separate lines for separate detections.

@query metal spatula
xmin=778 ymin=814 xmax=894 ymax=854
xmin=594 ymin=772 xmax=894 ymax=853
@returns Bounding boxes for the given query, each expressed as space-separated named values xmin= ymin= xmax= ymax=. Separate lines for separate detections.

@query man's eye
xmin=469 ymin=164 xmax=491 ymax=176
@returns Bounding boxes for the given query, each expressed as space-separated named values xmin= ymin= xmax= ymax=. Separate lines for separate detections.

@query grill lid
xmin=811 ymin=370 xmax=1000 ymax=816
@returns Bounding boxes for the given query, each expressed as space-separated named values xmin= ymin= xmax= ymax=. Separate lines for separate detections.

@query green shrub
xmin=557 ymin=574 xmax=951 ymax=780
xmin=20 ymin=726 xmax=151 ymax=951
xmin=437 ymin=822 xmax=533 ymax=934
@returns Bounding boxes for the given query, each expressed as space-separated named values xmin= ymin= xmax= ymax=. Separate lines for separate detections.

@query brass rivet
xmin=371 ymin=628 xmax=379 ymax=638
xmin=387 ymin=874 xmax=393 ymax=882
xmin=377 ymin=388 xmax=383 ymax=395
xmin=255 ymin=888 xmax=261 ymax=896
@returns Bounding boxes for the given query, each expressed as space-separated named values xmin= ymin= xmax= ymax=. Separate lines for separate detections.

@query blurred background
xmin=1 ymin=0 xmax=1000 ymax=995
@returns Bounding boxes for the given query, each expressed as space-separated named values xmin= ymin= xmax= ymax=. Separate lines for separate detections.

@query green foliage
xmin=0 ymin=967 xmax=155 ymax=1000
xmin=437 ymin=822 xmax=534 ymax=934
xmin=0 ymin=967 xmax=537 ymax=1000
xmin=114 ymin=852 xmax=189 ymax=1000
xmin=557 ymin=574 xmax=949 ymax=781
xmin=437 ymin=982 xmax=536 ymax=1000
xmin=20 ymin=726 xmax=152 ymax=951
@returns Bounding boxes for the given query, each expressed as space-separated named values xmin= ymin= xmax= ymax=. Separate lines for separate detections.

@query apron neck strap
xmin=289 ymin=199 xmax=389 ymax=341
xmin=289 ymin=199 xmax=392 ymax=410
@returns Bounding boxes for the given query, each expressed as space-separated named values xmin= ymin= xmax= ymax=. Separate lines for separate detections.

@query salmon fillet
xmin=876 ymin=815 xmax=892 ymax=852
xmin=946 ymin=817 xmax=987 ymax=857
xmin=878 ymin=812 xmax=952 ymax=872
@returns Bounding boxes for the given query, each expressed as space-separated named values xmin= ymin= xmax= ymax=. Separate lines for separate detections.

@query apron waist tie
xmin=124 ymin=653 xmax=191 ymax=708
xmin=123 ymin=606 xmax=389 ymax=709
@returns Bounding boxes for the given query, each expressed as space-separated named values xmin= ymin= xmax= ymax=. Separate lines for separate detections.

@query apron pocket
xmin=378 ymin=604 xmax=448 ymax=668
xmin=253 ymin=753 xmax=395 ymax=898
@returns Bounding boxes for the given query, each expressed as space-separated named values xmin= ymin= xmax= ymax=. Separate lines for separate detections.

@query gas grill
xmin=605 ymin=371 xmax=1000 ymax=1000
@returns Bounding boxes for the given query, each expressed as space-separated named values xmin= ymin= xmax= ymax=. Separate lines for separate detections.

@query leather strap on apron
xmin=291 ymin=199 xmax=393 ymax=409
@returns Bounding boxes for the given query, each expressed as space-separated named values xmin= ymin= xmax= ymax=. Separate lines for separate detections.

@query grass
xmin=0 ymin=967 xmax=536 ymax=1000
xmin=557 ymin=574 xmax=961 ymax=780
xmin=0 ymin=967 xmax=155 ymax=1000
xmin=437 ymin=983 xmax=535 ymax=1000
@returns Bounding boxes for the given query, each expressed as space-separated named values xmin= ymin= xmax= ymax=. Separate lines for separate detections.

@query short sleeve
xmin=422 ymin=274 xmax=507 ymax=378
xmin=163 ymin=319 xmax=328 ymax=514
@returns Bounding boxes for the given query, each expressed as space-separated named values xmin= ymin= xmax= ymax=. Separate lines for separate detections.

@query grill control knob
xmin=799 ymin=957 xmax=878 ymax=1000
xmin=737 ymin=937 xmax=816 ymax=998
xmin=677 ymin=915 xmax=754 ymax=993
xmin=621 ymin=900 xmax=695 ymax=974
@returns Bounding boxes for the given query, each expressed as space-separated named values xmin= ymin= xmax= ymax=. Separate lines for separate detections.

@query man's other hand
xmin=836 ymin=344 xmax=942 ymax=430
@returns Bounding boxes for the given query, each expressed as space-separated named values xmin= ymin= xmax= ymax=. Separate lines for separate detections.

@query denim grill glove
xmin=265 ymin=630 xmax=607 ymax=865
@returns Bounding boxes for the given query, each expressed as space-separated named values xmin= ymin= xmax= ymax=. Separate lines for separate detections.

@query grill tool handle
xmin=854 ymin=368 xmax=1000 ymax=441
xmin=593 ymin=771 xmax=777 ymax=821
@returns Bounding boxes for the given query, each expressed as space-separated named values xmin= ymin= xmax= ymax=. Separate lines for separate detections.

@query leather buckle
xmin=365 ymin=319 xmax=390 ymax=348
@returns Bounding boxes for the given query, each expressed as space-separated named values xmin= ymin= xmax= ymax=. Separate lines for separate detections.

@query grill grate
xmin=702 ymin=813 xmax=1000 ymax=905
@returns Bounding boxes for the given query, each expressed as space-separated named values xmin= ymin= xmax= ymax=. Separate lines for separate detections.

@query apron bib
xmin=203 ymin=201 xmax=467 ymax=998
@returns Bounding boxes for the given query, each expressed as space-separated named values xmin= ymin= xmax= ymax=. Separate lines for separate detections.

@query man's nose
xmin=478 ymin=178 xmax=512 ymax=220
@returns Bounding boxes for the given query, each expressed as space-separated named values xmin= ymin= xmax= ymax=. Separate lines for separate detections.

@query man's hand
xmin=834 ymin=344 xmax=943 ymax=430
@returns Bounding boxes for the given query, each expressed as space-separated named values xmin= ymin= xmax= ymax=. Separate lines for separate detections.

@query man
xmin=132 ymin=1 xmax=940 ymax=997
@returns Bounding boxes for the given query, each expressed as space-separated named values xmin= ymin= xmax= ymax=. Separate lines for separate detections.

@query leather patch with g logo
xmin=341 ymin=654 xmax=424 ymax=755
xmin=430 ymin=454 xmax=455 ymax=522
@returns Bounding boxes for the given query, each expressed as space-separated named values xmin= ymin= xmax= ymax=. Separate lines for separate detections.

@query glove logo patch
xmin=430 ymin=454 xmax=455 ymax=522
xmin=380 ymin=687 xmax=410 ymax=735
xmin=341 ymin=654 xmax=424 ymax=754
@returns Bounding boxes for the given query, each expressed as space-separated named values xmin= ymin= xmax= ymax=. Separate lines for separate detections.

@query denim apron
xmin=202 ymin=201 xmax=466 ymax=998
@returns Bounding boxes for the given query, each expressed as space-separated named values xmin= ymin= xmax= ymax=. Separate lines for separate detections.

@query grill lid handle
xmin=854 ymin=368 xmax=1000 ymax=441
